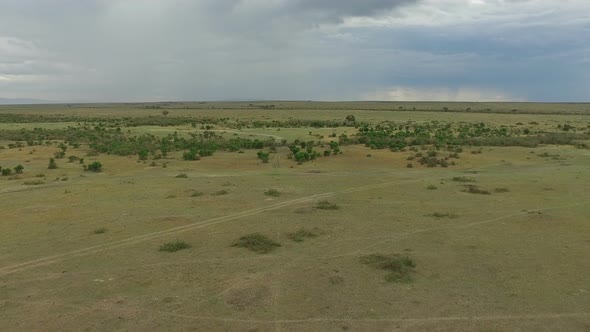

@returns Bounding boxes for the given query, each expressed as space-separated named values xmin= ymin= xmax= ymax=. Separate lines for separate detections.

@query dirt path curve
xmin=0 ymin=181 xmax=397 ymax=276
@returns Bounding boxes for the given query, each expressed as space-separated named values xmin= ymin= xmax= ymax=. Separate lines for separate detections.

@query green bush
xmin=86 ymin=161 xmax=103 ymax=172
xmin=48 ymin=158 xmax=58 ymax=169
xmin=257 ymin=150 xmax=270 ymax=163
xmin=232 ymin=233 xmax=281 ymax=254
xmin=14 ymin=165 xmax=24 ymax=174
xmin=182 ymin=150 xmax=200 ymax=161
xmin=175 ymin=173 xmax=188 ymax=178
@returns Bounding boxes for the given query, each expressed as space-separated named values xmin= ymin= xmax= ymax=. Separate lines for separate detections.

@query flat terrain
xmin=1 ymin=102 xmax=589 ymax=331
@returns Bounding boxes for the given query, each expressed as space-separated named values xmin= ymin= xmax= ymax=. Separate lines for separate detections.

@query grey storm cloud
xmin=0 ymin=0 xmax=589 ymax=102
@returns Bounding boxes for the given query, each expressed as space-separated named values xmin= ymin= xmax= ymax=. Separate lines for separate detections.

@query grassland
xmin=0 ymin=102 xmax=589 ymax=331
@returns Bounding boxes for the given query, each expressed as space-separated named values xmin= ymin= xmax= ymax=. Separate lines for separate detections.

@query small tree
xmin=14 ymin=165 xmax=24 ymax=174
xmin=1 ymin=168 xmax=12 ymax=176
xmin=48 ymin=158 xmax=58 ymax=169
xmin=345 ymin=115 xmax=356 ymax=122
xmin=162 ymin=110 xmax=170 ymax=116
xmin=86 ymin=161 xmax=103 ymax=172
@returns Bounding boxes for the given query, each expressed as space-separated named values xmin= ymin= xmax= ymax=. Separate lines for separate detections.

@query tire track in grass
xmin=0 ymin=181 xmax=401 ymax=276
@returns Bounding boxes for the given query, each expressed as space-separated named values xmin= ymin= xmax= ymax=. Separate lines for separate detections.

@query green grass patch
xmin=191 ymin=191 xmax=204 ymax=197
xmin=159 ymin=240 xmax=191 ymax=252
xmin=426 ymin=185 xmax=438 ymax=190
xmin=232 ymin=233 xmax=281 ymax=254
xmin=494 ymin=187 xmax=510 ymax=193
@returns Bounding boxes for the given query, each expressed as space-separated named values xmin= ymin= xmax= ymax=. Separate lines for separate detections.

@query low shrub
xmin=93 ymin=227 xmax=108 ymax=234
xmin=463 ymin=185 xmax=491 ymax=195
xmin=232 ymin=233 xmax=281 ymax=254
xmin=159 ymin=240 xmax=191 ymax=252
xmin=360 ymin=254 xmax=416 ymax=283
xmin=316 ymin=200 xmax=339 ymax=210
xmin=86 ymin=161 xmax=102 ymax=172
xmin=429 ymin=212 xmax=459 ymax=219
xmin=288 ymin=228 xmax=317 ymax=242
xmin=264 ymin=189 xmax=281 ymax=197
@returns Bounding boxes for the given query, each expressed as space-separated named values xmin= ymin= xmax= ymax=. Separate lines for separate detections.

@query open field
xmin=1 ymin=102 xmax=590 ymax=331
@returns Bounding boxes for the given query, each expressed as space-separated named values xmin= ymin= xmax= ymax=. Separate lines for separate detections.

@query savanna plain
xmin=1 ymin=101 xmax=589 ymax=331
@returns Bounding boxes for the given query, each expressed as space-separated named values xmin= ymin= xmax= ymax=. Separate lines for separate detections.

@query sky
xmin=0 ymin=0 xmax=589 ymax=103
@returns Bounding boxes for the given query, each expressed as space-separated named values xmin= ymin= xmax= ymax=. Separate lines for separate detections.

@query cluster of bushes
xmin=287 ymin=140 xmax=341 ymax=164
xmin=350 ymin=121 xmax=590 ymax=150
xmin=0 ymin=165 xmax=24 ymax=176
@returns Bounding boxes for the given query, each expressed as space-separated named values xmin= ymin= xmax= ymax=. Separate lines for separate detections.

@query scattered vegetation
xmin=175 ymin=173 xmax=188 ymax=178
